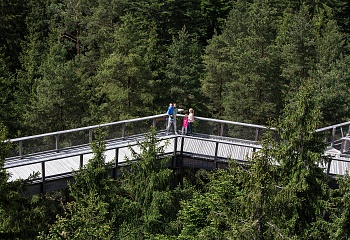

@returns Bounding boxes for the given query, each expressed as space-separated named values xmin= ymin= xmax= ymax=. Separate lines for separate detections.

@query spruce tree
xmin=119 ymin=128 xmax=174 ymax=237
xmin=40 ymin=129 xmax=119 ymax=239
xmin=273 ymin=82 xmax=329 ymax=238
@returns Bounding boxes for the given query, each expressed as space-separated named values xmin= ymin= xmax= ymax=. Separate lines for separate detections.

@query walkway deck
xmin=4 ymin=114 xmax=350 ymax=194
xmin=4 ymin=132 xmax=261 ymax=182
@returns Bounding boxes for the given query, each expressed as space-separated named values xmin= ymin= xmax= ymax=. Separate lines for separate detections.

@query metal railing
xmin=6 ymin=114 xmax=168 ymax=158
xmin=4 ymin=134 xmax=262 ymax=193
xmin=315 ymin=121 xmax=350 ymax=148
xmin=4 ymin=113 xmax=350 ymax=193
xmin=5 ymin=114 xmax=272 ymax=159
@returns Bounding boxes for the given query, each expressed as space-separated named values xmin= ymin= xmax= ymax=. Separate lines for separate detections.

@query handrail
xmin=5 ymin=114 xmax=272 ymax=158
xmin=8 ymin=113 xmax=348 ymax=159
xmin=180 ymin=114 xmax=276 ymax=130
xmin=8 ymin=113 xmax=168 ymax=143
xmin=315 ymin=121 xmax=350 ymax=133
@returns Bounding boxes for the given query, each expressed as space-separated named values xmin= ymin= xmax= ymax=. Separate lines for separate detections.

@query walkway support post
xmin=80 ymin=154 xmax=84 ymax=168
xmin=41 ymin=161 xmax=46 ymax=193
xmin=326 ymin=159 xmax=332 ymax=176
xmin=114 ymin=148 xmax=119 ymax=179
xmin=173 ymin=137 xmax=178 ymax=168
xmin=214 ymin=142 xmax=219 ymax=169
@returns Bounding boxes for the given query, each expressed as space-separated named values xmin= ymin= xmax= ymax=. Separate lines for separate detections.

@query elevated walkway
xmin=4 ymin=114 xmax=350 ymax=194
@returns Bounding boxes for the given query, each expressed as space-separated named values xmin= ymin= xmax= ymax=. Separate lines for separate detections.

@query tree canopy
xmin=1 ymin=0 xmax=350 ymax=239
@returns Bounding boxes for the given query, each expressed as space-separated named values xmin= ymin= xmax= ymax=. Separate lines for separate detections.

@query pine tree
xmin=165 ymin=26 xmax=204 ymax=112
xmin=309 ymin=6 xmax=350 ymax=125
xmin=119 ymin=128 xmax=174 ymax=237
xmin=203 ymin=0 xmax=283 ymax=123
xmin=92 ymin=13 xmax=155 ymax=121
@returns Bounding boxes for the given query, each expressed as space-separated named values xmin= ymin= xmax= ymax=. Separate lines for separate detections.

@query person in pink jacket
xmin=188 ymin=108 xmax=194 ymax=135
xmin=181 ymin=114 xmax=189 ymax=135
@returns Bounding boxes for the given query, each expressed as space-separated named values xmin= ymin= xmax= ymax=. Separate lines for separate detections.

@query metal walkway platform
xmin=3 ymin=114 xmax=350 ymax=194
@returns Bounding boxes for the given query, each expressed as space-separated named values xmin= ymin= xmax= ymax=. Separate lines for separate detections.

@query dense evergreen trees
xmin=1 ymin=0 xmax=349 ymax=135
xmin=1 ymin=0 xmax=350 ymax=238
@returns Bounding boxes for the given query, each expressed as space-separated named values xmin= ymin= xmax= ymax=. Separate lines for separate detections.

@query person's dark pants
xmin=188 ymin=122 xmax=193 ymax=134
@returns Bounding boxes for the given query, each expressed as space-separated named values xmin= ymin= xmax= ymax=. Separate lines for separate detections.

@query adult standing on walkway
xmin=188 ymin=108 xmax=194 ymax=135
xmin=172 ymin=103 xmax=179 ymax=134
xmin=166 ymin=103 xmax=174 ymax=135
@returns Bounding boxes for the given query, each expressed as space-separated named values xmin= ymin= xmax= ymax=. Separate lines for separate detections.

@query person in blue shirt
xmin=166 ymin=103 xmax=174 ymax=135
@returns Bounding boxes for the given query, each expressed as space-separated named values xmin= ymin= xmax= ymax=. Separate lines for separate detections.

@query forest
xmin=1 ymin=0 xmax=350 ymax=239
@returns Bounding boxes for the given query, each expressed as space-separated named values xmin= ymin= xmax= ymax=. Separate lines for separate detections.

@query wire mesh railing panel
xmin=329 ymin=158 xmax=350 ymax=175
xmin=124 ymin=119 xmax=156 ymax=137
xmin=117 ymin=145 xmax=138 ymax=163
xmin=7 ymin=142 xmax=20 ymax=158
xmin=181 ymin=138 xmax=208 ymax=156
xmin=217 ymin=143 xmax=254 ymax=161
xmin=7 ymin=163 xmax=41 ymax=181
xmin=191 ymin=120 xmax=220 ymax=136
xmin=101 ymin=124 xmax=123 ymax=141
xmin=155 ymin=117 xmax=168 ymax=131
xmin=316 ymin=123 xmax=350 ymax=146
xmin=58 ymin=131 xmax=90 ymax=149
xmin=21 ymin=136 xmax=57 ymax=155
xmin=223 ymin=124 xmax=259 ymax=141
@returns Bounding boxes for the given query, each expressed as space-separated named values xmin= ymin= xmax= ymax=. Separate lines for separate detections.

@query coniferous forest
xmin=1 ymin=0 xmax=350 ymax=239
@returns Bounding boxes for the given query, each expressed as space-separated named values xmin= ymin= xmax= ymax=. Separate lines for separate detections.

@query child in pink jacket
xmin=181 ymin=114 xmax=189 ymax=135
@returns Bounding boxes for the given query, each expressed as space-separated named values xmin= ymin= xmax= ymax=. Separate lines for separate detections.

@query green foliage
xmin=0 ymin=123 xmax=61 ymax=239
xmin=23 ymin=42 xmax=84 ymax=134
xmin=41 ymin=128 xmax=119 ymax=239
xmin=120 ymin=128 xmax=174 ymax=236
xmin=40 ymin=191 xmax=114 ymax=240
xmin=203 ymin=0 xmax=283 ymax=123
xmin=165 ymin=27 xmax=205 ymax=112
xmin=92 ymin=13 xmax=155 ymax=121
xmin=69 ymin=128 xmax=114 ymax=200
xmin=273 ymin=83 xmax=329 ymax=238
xmin=0 ymin=53 xmax=19 ymax=136
xmin=1 ymin=0 xmax=350 ymax=238
xmin=327 ymin=174 xmax=350 ymax=239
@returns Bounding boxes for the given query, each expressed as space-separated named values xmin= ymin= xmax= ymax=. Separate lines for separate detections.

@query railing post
xmin=214 ymin=142 xmax=219 ymax=169
xmin=180 ymin=136 xmax=185 ymax=155
xmin=41 ymin=161 xmax=45 ymax=193
xmin=122 ymin=123 xmax=126 ymax=138
xmin=80 ymin=154 xmax=84 ymax=168
xmin=326 ymin=159 xmax=332 ymax=176
xmin=55 ymin=135 xmax=59 ymax=152
xmin=255 ymin=128 xmax=260 ymax=141
xmin=173 ymin=137 xmax=178 ymax=168
xmin=331 ymin=127 xmax=336 ymax=147
xmin=153 ymin=118 xmax=157 ymax=129
xmin=89 ymin=129 xmax=93 ymax=143
xmin=114 ymin=148 xmax=119 ymax=179
xmin=220 ymin=123 xmax=224 ymax=136
xmin=19 ymin=141 xmax=23 ymax=158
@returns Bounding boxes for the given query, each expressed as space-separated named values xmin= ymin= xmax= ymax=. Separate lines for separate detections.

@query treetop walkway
xmin=3 ymin=114 xmax=350 ymax=194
